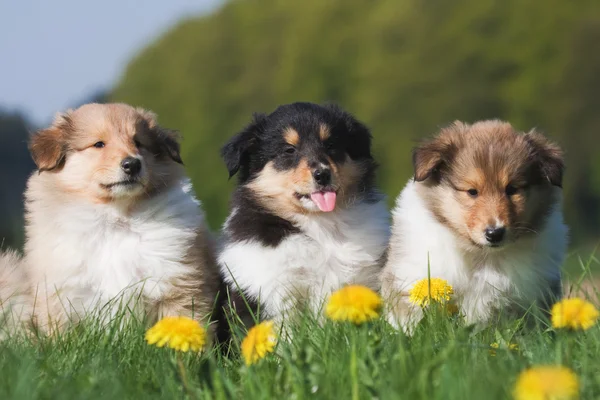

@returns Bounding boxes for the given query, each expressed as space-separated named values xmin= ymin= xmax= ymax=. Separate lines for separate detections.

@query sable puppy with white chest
xmin=23 ymin=103 xmax=220 ymax=333
xmin=218 ymin=103 xmax=390 ymax=325
xmin=382 ymin=120 xmax=568 ymax=332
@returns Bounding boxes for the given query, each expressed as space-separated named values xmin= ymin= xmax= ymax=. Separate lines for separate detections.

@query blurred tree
xmin=112 ymin=0 xmax=600 ymax=243
xmin=0 ymin=110 xmax=35 ymax=250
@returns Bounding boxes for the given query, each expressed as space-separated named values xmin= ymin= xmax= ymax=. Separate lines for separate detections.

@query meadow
xmin=0 ymin=251 xmax=598 ymax=400
xmin=2 ymin=1 xmax=599 ymax=398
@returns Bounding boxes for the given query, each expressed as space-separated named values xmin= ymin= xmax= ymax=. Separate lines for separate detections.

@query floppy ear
xmin=413 ymin=124 xmax=461 ymax=182
xmin=221 ymin=113 xmax=266 ymax=178
xmin=155 ymin=127 xmax=183 ymax=164
xmin=525 ymin=130 xmax=564 ymax=187
xmin=29 ymin=112 xmax=72 ymax=172
xmin=137 ymin=108 xmax=183 ymax=164
xmin=412 ymin=142 xmax=444 ymax=182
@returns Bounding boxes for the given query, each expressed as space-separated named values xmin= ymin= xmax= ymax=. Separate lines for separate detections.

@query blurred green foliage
xmin=0 ymin=110 xmax=34 ymax=249
xmin=109 ymin=0 xmax=597 ymax=242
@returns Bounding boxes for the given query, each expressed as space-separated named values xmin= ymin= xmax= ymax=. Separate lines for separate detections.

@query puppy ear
xmin=137 ymin=108 xmax=183 ymax=164
xmin=221 ymin=113 xmax=265 ymax=178
xmin=413 ymin=125 xmax=459 ymax=182
xmin=156 ymin=127 xmax=183 ymax=164
xmin=29 ymin=112 xmax=72 ymax=172
xmin=412 ymin=142 xmax=444 ymax=182
xmin=525 ymin=130 xmax=564 ymax=187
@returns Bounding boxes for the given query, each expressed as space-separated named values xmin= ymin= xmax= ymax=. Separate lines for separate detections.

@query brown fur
xmin=319 ymin=124 xmax=330 ymax=141
xmin=335 ymin=157 xmax=371 ymax=203
xmin=149 ymin=226 xmax=219 ymax=332
xmin=284 ymin=128 xmax=300 ymax=146
xmin=247 ymin=160 xmax=312 ymax=218
xmin=413 ymin=120 xmax=564 ymax=247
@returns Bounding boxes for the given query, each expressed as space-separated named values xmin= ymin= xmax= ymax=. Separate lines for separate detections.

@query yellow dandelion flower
xmin=241 ymin=321 xmax=277 ymax=366
xmin=145 ymin=316 xmax=206 ymax=353
xmin=513 ymin=366 xmax=579 ymax=400
xmin=551 ymin=298 xmax=599 ymax=331
xmin=489 ymin=342 xmax=518 ymax=356
xmin=325 ymin=285 xmax=383 ymax=324
xmin=409 ymin=278 xmax=454 ymax=307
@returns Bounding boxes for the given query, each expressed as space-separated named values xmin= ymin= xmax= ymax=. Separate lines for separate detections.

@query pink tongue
xmin=310 ymin=191 xmax=337 ymax=212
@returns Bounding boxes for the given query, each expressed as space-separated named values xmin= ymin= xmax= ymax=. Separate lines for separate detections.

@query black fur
xmin=221 ymin=113 xmax=266 ymax=180
xmin=226 ymin=187 xmax=301 ymax=247
xmin=135 ymin=116 xmax=184 ymax=165
xmin=156 ymin=129 xmax=184 ymax=165
xmin=214 ymin=279 xmax=261 ymax=350
xmin=221 ymin=102 xmax=376 ymax=186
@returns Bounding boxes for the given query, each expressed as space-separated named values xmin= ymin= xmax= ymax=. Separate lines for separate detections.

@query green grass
xmin=1 ymin=256 xmax=600 ymax=400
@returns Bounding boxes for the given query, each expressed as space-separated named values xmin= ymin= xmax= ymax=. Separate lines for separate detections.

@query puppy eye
xmin=467 ymin=189 xmax=478 ymax=198
xmin=505 ymin=184 xmax=518 ymax=196
xmin=93 ymin=141 xmax=105 ymax=149
xmin=285 ymin=147 xmax=296 ymax=155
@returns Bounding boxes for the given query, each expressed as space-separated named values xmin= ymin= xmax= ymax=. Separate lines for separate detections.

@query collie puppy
xmin=381 ymin=120 xmax=567 ymax=332
xmin=23 ymin=103 xmax=220 ymax=333
xmin=218 ymin=103 xmax=390 ymax=326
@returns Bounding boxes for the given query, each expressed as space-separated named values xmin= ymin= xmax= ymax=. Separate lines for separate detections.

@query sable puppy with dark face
xmin=218 ymin=103 xmax=390 ymax=326
xmin=382 ymin=120 xmax=568 ymax=333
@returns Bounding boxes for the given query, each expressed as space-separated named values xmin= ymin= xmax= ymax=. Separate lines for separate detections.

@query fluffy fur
xmin=23 ymin=103 xmax=220 ymax=333
xmin=218 ymin=103 xmax=390 ymax=326
xmin=0 ymin=251 xmax=31 ymax=337
xmin=381 ymin=120 xmax=568 ymax=332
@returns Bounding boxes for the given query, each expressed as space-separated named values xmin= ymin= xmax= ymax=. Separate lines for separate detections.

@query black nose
xmin=121 ymin=157 xmax=142 ymax=176
xmin=485 ymin=226 xmax=506 ymax=244
xmin=313 ymin=168 xmax=331 ymax=186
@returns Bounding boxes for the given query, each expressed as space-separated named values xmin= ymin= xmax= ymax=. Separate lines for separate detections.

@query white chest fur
xmin=219 ymin=200 xmax=390 ymax=320
xmin=25 ymin=179 xmax=203 ymax=316
xmin=384 ymin=181 xmax=567 ymax=326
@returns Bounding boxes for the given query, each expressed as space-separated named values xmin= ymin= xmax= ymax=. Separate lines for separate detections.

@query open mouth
xmin=295 ymin=189 xmax=337 ymax=212
xmin=101 ymin=179 xmax=142 ymax=189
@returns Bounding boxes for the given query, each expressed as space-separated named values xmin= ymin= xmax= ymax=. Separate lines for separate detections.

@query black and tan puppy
xmin=218 ymin=102 xmax=390 ymax=327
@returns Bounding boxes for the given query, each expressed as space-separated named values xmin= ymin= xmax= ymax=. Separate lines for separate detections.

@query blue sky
xmin=0 ymin=0 xmax=221 ymax=125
